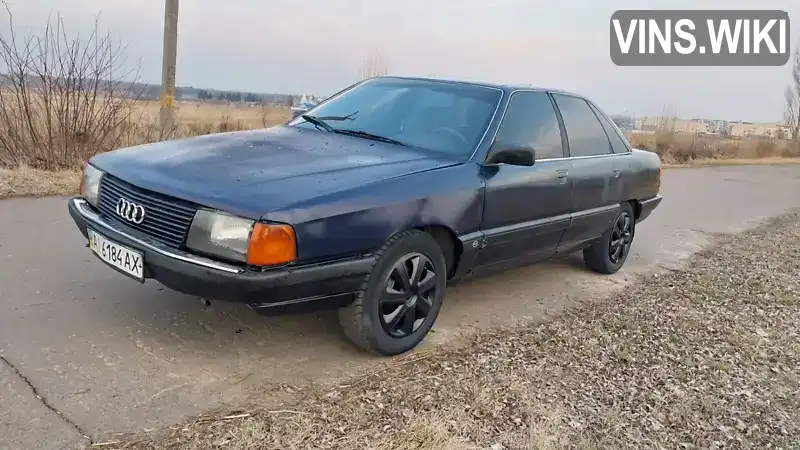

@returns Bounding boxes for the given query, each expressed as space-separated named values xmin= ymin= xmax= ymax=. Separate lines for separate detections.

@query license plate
xmin=87 ymin=229 xmax=145 ymax=282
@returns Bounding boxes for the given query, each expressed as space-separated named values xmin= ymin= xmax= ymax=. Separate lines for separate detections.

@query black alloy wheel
xmin=338 ymin=229 xmax=447 ymax=356
xmin=583 ymin=202 xmax=636 ymax=275
xmin=378 ymin=252 xmax=438 ymax=338
xmin=608 ymin=211 xmax=633 ymax=264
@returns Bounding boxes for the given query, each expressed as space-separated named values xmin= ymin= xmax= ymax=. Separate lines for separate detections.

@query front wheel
xmin=583 ymin=203 xmax=635 ymax=274
xmin=338 ymin=230 xmax=447 ymax=356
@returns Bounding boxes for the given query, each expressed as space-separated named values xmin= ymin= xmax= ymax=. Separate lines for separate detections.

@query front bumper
xmin=68 ymin=197 xmax=374 ymax=315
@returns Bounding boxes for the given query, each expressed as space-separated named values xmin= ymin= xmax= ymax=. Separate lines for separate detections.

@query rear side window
xmin=492 ymin=91 xmax=564 ymax=160
xmin=552 ymin=94 xmax=612 ymax=157
xmin=589 ymin=102 xmax=631 ymax=154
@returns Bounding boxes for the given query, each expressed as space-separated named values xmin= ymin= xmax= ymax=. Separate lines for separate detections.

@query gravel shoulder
xmin=106 ymin=211 xmax=800 ymax=449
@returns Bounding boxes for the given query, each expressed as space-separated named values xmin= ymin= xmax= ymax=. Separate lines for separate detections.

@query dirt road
xmin=2 ymin=165 xmax=800 ymax=449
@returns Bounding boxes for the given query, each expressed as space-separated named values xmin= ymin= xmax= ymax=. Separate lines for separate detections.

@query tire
xmin=583 ymin=202 xmax=635 ymax=275
xmin=338 ymin=229 xmax=448 ymax=356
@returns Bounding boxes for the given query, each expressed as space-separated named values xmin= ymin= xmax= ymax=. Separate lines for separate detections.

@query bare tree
xmin=784 ymin=46 xmax=800 ymax=140
xmin=0 ymin=3 xmax=145 ymax=169
xmin=359 ymin=48 xmax=389 ymax=80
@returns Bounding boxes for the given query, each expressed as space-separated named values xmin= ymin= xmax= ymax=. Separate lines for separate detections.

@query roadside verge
xmin=0 ymin=166 xmax=80 ymax=199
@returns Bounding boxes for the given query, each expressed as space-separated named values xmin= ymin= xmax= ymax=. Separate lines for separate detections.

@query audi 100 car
xmin=69 ymin=76 xmax=662 ymax=356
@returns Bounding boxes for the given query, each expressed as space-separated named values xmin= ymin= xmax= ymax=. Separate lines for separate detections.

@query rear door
xmin=551 ymin=93 xmax=623 ymax=249
xmin=473 ymin=90 xmax=573 ymax=272
xmin=588 ymin=100 xmax=636 ymax=187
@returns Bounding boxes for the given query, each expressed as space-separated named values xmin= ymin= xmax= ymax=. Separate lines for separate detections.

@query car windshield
xmin=288 ymin=78 xmax=502 ymax=157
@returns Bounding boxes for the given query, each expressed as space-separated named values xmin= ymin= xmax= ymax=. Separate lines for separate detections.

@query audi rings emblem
xmin=115 ymin=198 xmax=146 ymax=224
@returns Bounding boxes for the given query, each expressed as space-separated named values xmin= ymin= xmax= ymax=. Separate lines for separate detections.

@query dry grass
xmin=627 ymin=131 xmax=800 ymax=165
xmin=662 ymin=157 xmax=800 ymax=168
xmin=109 ymin=100 xmax=291 ymax=156
xmin=104 ymin=211 xmax=800 ymax=450
xmin=0 ymin=166 xmax=80 ymax=199
xmin=126 ymin=100 xmax=291 ymax=140
xmin=0 ymin=100 xmax=291 ymax=198
xmin=0 ymin=97 xmax=292 ymax=169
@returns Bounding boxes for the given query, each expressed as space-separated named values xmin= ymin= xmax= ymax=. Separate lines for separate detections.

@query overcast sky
xmin=3 ymin=0 xmax=799 ymax=122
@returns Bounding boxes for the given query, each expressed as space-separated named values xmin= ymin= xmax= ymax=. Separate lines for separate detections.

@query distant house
xmin=704 ymin=120 xmax=728 ymax=135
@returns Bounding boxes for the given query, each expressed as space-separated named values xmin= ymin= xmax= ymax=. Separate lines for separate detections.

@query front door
xmin=473 ymin=90 xmax=573 ymax=273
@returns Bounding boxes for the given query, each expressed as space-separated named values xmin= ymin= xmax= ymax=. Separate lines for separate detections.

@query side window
xmin=552 ymin=94 xmax=612 ymax=157
xmin=492 ymin=91 xmax=564 ymax=160
xmin=589 ymin=102 xmax=631 ymax=154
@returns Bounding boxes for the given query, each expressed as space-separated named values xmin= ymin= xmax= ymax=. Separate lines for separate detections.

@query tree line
xmin=196 ymin=90 xmax=262 ymax=103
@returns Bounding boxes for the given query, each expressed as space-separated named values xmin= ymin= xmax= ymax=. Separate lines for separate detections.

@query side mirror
xmin=485 ymin=143 xmax=536 ymax=166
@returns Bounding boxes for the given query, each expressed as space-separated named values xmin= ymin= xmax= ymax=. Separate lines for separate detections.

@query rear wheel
xmin=583 ymin=202 xmax=635 ymax=274
xmin=338 ymin=230 xmax=447 ymax=356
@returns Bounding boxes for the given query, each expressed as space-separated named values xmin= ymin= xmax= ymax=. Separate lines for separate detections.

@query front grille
xmin=98 ymin=175 xmax=198 ymax=248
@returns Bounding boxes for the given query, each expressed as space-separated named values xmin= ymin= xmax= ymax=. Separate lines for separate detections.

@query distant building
xmin=674 ymin=120 xmax=709 ymax=134
xmin=728 ymin=122 xmax=789 ymax=139
xmin=610 ymin=115 xmax=635 ymax=131
xmin=705 ymin=120 xmax=729 ymax=135
xmin=634 ymin=116 xmax=786 ymax=138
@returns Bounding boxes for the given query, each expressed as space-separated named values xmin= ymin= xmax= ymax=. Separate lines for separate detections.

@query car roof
xmin=369 ymin=75 xmax=586 ymax=99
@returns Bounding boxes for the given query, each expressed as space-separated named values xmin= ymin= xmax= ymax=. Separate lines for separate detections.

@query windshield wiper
xmin=314 ymin=111 xmax=358 ymax=122
xmin=300 ymin=113 xmax=409 ymax=147
xmin=333 ymin=129 xmax=411 ymax=147
xmin=300 ymin=114 xmax=334 ymax=132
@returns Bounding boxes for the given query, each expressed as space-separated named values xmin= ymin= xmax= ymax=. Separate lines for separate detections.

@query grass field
xmin=626 ymin=131 xmax=800 ymax=164
xmin=0 ymin=99 xmax=292 ymax=198
xmin=128 ymin=100 xmax=291 ymax=138
xmin=0 ymin=93 xmax=292 ymax=168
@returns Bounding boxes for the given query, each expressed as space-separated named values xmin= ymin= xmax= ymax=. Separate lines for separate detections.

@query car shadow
xmin=91 ymin=251 xmax=591 ymax=344
xmin=89 ymin=250 xmax=598 ymax=358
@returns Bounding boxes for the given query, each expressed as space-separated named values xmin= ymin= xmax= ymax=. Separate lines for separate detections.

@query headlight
xmin=80 ymin=164 xmax=103 ymax=206
xmin=186 ymin=210 xmax=297 ymax=266
xmin=186 ymin=210 xmax=254 ymax=263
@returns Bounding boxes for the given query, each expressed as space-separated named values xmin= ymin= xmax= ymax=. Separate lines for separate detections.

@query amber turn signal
xmin=246 ymin=223 xmax=297 ymax=266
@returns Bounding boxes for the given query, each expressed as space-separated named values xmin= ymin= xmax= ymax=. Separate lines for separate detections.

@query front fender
xmin=265 ymin=163 xmax=486 ymax=264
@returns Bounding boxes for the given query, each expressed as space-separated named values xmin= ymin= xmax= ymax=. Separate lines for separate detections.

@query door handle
xmin=556 ymin=170 xmax=569 ymax=178
xmin=612 ymin=169 xmax=621 ymax=178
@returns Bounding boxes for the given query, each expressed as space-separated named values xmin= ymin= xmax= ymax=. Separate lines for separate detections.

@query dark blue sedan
xmin=69 ymin=76 xmax=662 ymax=355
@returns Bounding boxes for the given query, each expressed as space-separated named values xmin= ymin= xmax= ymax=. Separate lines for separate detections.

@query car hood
xmin=89 ymin=126 xmax=460 ymax=219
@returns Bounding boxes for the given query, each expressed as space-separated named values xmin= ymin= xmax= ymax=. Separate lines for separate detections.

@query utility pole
xmin=160 ymin=0 xmax=179 ymax=131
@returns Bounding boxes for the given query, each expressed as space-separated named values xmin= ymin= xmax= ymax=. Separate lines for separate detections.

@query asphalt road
xmin=2 ymin=165 xmax=800 ymax=449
